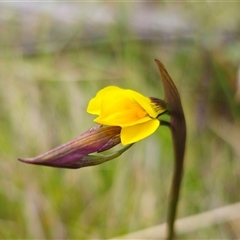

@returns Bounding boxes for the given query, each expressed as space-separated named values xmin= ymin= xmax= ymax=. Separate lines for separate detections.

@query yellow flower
xmin=87 ymin=86 xmax=167 ymax=145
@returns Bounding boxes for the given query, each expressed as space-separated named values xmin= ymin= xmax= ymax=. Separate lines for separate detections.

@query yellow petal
xmin=100 ymin=92 xmax=132 ymax=117
xmin=95 ymin=96 xmax=150 ymax=126
xmin=120 ymin=119 xmax=160 ymax=145
xmin=125 ymin=90 xmax=166 ymax=118
xmin=87 ymin=86 xmax=122 ymax=115
xmin=94 ymin=113 xmax=151 ymax=127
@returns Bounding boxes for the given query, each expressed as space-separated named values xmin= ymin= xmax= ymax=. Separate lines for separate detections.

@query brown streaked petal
xmin=18 ymin=125 xmax=121 ymax=169
xmin=149 ymin=97 xmax=168 ymax=117
xmin=64 ymin=143 xmax=134 ymax=169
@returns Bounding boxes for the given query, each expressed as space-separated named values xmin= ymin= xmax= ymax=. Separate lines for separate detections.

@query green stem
xmin=154 ymin=59 xmax=186 ymax=240
xmin=166 ymin=146 xmax=184 ymax=240
xmin=160 ymin=120 xmax=183 ymax=240
xmin=81 ymin=143 xmax=134 ymax=167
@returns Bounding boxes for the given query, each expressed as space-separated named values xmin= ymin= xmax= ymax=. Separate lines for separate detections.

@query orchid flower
xmin=19 ymin=59 xmax=186 ymax=240
xmin=19 ymin=80 xmax=168 ymax=169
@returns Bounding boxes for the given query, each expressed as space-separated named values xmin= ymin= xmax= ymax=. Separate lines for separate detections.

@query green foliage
xmin=1 ymin=2 xmax=240 ymax=239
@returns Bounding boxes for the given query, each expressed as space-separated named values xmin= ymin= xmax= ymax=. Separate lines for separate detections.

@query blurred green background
xmin=0 ymin=1 xmax=240 ymax=239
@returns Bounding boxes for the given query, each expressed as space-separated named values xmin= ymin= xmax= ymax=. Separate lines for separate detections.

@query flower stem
xmin=154 ymin=59 xmax=186 ymax=240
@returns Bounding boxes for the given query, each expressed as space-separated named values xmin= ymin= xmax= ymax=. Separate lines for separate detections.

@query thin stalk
xmin=155 ymin=59 xmax=186 ymax=240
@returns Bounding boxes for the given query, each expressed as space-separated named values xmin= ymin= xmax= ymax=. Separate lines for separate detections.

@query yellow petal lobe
xmin=121 ymin=119 xmax=160 ymax=145
xmin=87 ymin=86 xmax=121 ymax=115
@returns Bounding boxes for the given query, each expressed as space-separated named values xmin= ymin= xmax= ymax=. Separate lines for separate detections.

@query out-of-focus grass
xmin=0 ymin=2 xmax=240 ymax=239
